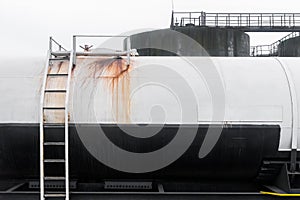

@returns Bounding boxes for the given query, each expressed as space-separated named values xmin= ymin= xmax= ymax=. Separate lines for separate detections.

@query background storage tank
xmin=126 ymin=28 xmax=250 ymax=56
xmin=278 ymin=36 xmax=300 ymax=57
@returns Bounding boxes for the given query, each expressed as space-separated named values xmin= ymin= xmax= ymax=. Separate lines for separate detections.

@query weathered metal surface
xmin=1 ymin=57 xmax=300 ymax=150
xmin=72 ymin=57 xmax=132 ymax=123
xmin=44 ymin=61 xmax=69 ymax=124
xmin=127 ymin=28 xmax=250 ymax=57
xmin=42 ymin=57 xmax=133 ymax=124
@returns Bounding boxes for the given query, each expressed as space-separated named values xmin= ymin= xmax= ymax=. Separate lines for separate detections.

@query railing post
xmin=293 ymin=14 xmax=295 ymax=26
xmin=49 ymin=37 xmax=52 ymax=53
xmin=251 ymin=47 xmax=255 ymax=56
xmin=260 ymin=14 xmax=262 ymax=26
xmin=126 ymin=36 xmax=131 ymax=66
xmin=200 ymin=16 xmax=202 ymax=26
xmin=248 ymin=14 xmax=251 ymax=27
xmin=228 ymin=14 xmax=230 ymax=26
xmin=73 ymin=36 xmax=76 ymax=66
xmin=171 ymin=10 xmax=174 ymax=28
xmin=200 ymin=12 xmax=206 ymax=26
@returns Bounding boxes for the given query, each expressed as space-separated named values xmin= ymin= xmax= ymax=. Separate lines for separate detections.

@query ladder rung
xmin=41 ymin=51 xmax=70 ymax=200
xmin=50 ymin=57 xmax=69 ymax=61
xmin=44 ymin=159 xmax=65 ymax=163
xmin=44 ymin=193 xmax=66 ymax=198
xmin=43 ymin=107 xmax=65 ymax=110
xmin=45 ymin=89 xmax=67 ymax=93
xmin=45 ymin=176 xmax=65 ymax=180
xmin=51 ymin=51 xmax=71 ymax=57
xmin=44 ymin=142 xmax=65 ymax=146
xmin=47 ymin=74 xmax=69 ymax=77
xmin=43 ymin=124 xmax=65 ymax=128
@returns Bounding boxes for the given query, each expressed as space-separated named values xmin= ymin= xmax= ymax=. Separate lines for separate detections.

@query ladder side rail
xmin=40 ymin=51 xmax=51 ymax=200
xmin=64 ymin=51 xmax=74 ymax=200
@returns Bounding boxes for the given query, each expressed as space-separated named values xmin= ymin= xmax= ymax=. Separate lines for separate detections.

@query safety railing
xmin=72 ymin=35 xmax=134 ymax=66
xmin=49 ymin=37 xmax=68 ymax=52
xmin=251 ymin=32 xmax=300 ymax=56
xmin=171 ymin=12 xmax=300 ymax=30
xmin=250 ymin=45 xmax=278 ymax=57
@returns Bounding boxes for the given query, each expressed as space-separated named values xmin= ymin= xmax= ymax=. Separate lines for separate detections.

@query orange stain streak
xmin=76 ymin=57 xmax=132 ymax=123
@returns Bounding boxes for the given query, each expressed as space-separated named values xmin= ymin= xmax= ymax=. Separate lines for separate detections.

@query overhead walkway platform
xmin=171 ymin=12 xmax=300 ymax=32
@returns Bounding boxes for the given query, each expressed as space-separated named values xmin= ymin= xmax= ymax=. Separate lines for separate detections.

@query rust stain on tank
xmin=43 ymin=61 xmax=69 ymax=124
xmin=78 ymin=57 xmax=133 ymax=123
xmin=103 ymin=58 xmax=132 ymax=123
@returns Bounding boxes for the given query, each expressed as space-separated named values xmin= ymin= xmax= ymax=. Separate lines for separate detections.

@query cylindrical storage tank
xmin=0 ymin=56 xmax=299 ymax=184
xmin=126 ymin=28 xmax=250 ymax=56
xmin=278 ymin=36 xmax=300 ymax=57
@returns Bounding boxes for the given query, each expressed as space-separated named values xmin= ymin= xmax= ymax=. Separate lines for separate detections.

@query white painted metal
xmin=39 ymin=51 xmax=51 ymax=200
xmin=275 ymin=58 xmax=298 ymax=152
xmin=274 ymin=58 xmax=300 ymax=151
xmin=0 ymin=57 xmax=300 ymax=151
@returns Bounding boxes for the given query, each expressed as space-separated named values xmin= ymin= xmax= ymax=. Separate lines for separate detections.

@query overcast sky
xmin=1 ymin=0 xmax=299 ymax=58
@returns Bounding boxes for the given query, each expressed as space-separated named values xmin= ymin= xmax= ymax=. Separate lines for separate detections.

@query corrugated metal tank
xmin=126 ymin=28 xmax=250 ymax=56
xmin=278 ymin=36 xmax=300 ymax=57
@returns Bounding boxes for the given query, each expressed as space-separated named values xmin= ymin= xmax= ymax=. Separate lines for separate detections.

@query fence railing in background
xmin=251 ymin=32 xmax=300 ymax=56
xmin=171 ymin=12 xmax=300 ymax=31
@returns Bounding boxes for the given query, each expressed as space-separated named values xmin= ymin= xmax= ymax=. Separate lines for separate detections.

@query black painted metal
xmin=1 ymin=123 xmax=299 ymax=197
xmin=0 ymin=192 xmax=290 ymax=200
xmin=274 ymin=163 xmax=300 ymax=193
xmin=0 ymin=124 xmax=283 ymax=181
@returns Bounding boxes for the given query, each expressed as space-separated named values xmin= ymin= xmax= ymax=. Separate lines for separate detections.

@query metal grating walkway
xmin=171 ymin=12 xmax=300 ymax=32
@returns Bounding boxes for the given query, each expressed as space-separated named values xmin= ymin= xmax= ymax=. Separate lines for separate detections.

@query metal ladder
xmin=40 ymin=39 xmax=73 ymax=199
xmin=38 ymin=35 xmax=134 ymax=199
